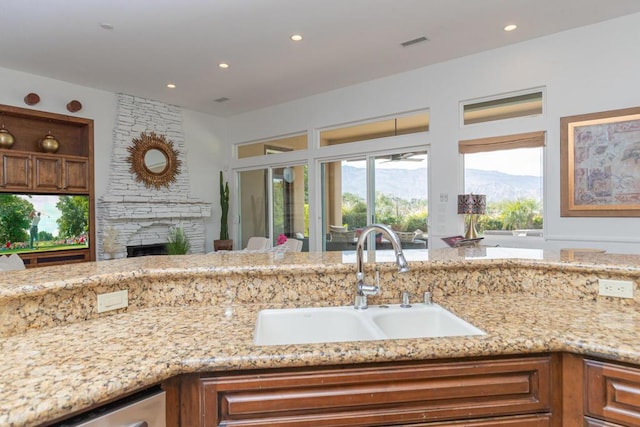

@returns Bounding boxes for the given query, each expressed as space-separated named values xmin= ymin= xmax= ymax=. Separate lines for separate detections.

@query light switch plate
xmin=598 ymin=279 xmax=634 ymax=298
xmin=97 ymin=290 xmax=128 ymax=313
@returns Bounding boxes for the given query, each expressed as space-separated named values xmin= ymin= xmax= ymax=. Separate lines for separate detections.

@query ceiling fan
xmin=380 ymin=152 xmax=424 ymax=163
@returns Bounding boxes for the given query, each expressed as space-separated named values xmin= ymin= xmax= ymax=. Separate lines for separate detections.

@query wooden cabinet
xmin=30 ymin=153 xmax=89 ymax=192
xmin=1 ymin=151 xmax=89 ymax=193
xmin=33 ymin=154 xmax=62 ymax=191
xmin=562 ymin=354 xmax=640 ymax=427
xmin=0 ymin=103 xmax=94 ymax=265
xmin=166 ymin=355 xmax=555 ymax=427
xmin=1 ymin=151 xmax=31 ymax=190
xmin=585 ymin=359 xmax=640 ymax=427
xmin=62 ymin=156 xmax=89 ymax=192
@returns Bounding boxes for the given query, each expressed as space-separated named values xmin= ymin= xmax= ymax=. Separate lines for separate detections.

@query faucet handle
xmin=423 ymin=291 xmax=432 ymax=305
xmin=400 ymin=291 xmax=411 ymax=308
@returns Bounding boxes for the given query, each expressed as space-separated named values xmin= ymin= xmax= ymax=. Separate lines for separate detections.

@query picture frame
xmin=560 ymin=106 xmax=640 ymax=217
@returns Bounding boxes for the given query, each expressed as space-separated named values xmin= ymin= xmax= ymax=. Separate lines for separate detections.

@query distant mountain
xmin=341 ymin=165 xmax=541 ymax=203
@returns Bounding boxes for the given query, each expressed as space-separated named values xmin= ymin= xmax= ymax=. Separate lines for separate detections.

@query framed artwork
xmin=561 ymin=106 xmax=640 ymax=217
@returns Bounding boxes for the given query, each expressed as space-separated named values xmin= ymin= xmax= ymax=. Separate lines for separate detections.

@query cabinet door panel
xmin=63 ymin=158 xmax=89 ymax=192
xmin=1 ymin=152 xmax=31 ymax=190
xmin=586 ymin=360 xmax=640 ymax=426
xmin=34 ymin=155 xmax=62 ymax=191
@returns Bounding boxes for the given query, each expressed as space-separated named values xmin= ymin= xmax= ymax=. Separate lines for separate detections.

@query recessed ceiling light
xmin=99 ymin=22 xmax=114 ymax=30
xmin=218 ymin=63 xmax=230 ymax=69
xmin=290 ymin=34 xmax=303 ymax=42
xmin=166 ymin=83 xmax=176 ymax=89
xmin=504 ymin=24 xmax=518 ymax=32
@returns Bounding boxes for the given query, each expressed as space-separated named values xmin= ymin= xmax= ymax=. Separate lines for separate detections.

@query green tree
xmin=56 ymin=196 xmax=89 ymax=238
xmin=402 ymin=210 xmax=428 ymax=232
xmin=0 ymin=194 xmax=33 ymax=244
xmin=38 ymin=230 xmax=54 ymax=241
xmin=341 ymin=193 xmax=367 ymax=229
xmin=498 ymin=199 xmax=542 ymax=230
xmin=476 ymin=215 xmax=503 ymax=232
xmin=374 ymin=192 xmax=399 ymax=227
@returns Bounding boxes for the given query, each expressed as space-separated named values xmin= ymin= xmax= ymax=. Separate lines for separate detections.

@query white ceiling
xmin=2 ymin=1 xmax=640 ymax=118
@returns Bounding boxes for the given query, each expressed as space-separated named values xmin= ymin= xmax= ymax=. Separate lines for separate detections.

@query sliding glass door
xmin=321 ymin=150 xmax=428 ymax=252
xmin=238 ymin=164 xmax=308 ymax=251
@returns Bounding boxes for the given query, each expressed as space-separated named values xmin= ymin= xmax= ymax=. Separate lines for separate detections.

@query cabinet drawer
xmin=403 ymin=414 xmax=551 ymax=426
xmin=584 ymin=416 xmax=626 ymax=426
xmin=586 ymin=360 xmax=640 ymax=426
xmin=201 ymin=356 xmax=551 ymax=427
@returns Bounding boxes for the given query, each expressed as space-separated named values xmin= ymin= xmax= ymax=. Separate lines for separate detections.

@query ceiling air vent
xmin=401 ymin=36 xmax=429 ymax=48
xmin=215 ymin=97 xmax=230 ymax=103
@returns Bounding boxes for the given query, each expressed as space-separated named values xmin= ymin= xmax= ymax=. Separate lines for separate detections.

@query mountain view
xmin=342 ymin=165 xmax=542 ymax=203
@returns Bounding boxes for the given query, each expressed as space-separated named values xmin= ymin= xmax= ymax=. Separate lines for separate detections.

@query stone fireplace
xmin=97 ymin=94 xmax=211 ymax=260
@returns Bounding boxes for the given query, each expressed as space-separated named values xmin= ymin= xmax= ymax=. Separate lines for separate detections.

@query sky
xmin=464 ymin=148 xmax=542 ymax=177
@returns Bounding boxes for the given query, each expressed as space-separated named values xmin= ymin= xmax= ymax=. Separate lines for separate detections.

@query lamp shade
xmin=457 ymin=194 xmax=486 ymax=215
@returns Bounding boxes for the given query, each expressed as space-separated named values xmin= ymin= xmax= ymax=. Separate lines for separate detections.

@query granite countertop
xmin=1 ymin=248 xmax=639 ymax=426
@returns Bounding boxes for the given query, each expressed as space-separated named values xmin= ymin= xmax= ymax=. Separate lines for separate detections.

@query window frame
xmin=460 ymin=131 xmax=546 ymax=242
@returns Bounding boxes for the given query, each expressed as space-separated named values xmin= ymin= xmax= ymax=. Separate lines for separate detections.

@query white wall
xmin=225 ymin=13 xmax=640 ymax=254
xmin=0 ymin=67 xmax=226 ymax=254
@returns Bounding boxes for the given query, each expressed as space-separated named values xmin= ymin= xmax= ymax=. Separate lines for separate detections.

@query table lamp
xmin=457 ymin=194 xmax=486 ymax=239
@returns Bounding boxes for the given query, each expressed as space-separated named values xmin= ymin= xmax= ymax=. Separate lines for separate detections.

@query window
xmin=321 ymin=150 xmax=428 ymax=251
xmin=238 ymin=165 xmax=308 ymax=250
xmin=461 ymin=132 xmax=544 ymax=236
xmin=237 ymin=134 xmax=307 ymax=159
xmin=462 ymin=90 xmax=543 ymax=125
xmin=319 ymin=112 xmax=428 ymax=147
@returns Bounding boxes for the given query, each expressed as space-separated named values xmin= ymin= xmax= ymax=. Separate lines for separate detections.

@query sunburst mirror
xmin=127 ymin=131 xmax=182 ymax=189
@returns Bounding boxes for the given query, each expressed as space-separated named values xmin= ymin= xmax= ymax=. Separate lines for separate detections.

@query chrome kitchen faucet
xmin=354 ymin=224 xmax=409 ymax=310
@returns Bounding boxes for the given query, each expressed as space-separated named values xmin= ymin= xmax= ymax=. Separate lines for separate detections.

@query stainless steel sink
xmin=254 ymin=304 xmax=484 ymax=346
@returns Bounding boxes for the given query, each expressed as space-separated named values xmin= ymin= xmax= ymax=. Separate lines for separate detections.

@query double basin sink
xmin=254 ymin=303 xmax=485 ymax=346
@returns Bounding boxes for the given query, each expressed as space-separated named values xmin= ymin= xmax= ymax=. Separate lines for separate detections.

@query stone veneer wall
xmin=97 ymin=94 xmax=211 ymax=259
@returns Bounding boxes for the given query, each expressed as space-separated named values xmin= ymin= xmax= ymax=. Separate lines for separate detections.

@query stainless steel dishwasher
xmin=57 ymin=387 xmax=166 ymax=427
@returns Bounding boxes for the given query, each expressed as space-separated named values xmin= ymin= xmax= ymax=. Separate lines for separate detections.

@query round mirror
xmin=144 ymin=148 xmax=168 ymax=174
xmin=127 ymin=132 xmax=182 ymax=189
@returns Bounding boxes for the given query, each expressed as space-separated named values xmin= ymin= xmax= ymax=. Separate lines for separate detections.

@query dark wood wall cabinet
xmin=0 ymin=103 xmax=95 ymax=266
xmin=165 ymin=355 xmax=557 ymax=427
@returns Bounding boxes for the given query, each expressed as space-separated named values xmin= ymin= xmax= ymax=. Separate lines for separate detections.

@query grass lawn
xmin=0 ymin=242 xmax=88 ymax=255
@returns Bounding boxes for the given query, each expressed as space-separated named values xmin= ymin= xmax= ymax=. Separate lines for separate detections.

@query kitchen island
xmin=1 ymin=247 xmax=639 ymax=426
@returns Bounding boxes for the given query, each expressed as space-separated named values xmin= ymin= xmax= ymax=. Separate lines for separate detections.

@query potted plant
xmin=214 ymin=171 xmax=233 ymax=251
xmin=166 ymin=226 xmax=191 ymax=255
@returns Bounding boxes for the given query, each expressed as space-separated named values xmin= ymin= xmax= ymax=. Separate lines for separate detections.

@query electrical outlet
xmin=97 ymin=290 xmax=128 ymax=313
xmin=598 ymin=279 xmax=634 ymax=298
